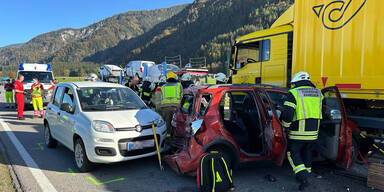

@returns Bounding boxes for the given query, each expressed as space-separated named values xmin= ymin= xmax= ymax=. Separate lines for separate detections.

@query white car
xmin=44 ymin=82 xmax=167 ymax=172
xmin=147 ymin=64 xmax=180 ymax=83
xmin=124 ymin=61 xmax=155 ymax=79
xmin=98 ymin=65 xmax=123 ymax=82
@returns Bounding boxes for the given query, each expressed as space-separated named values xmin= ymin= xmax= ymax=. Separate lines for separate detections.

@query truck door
xmin=319 ymin=87 xmax=352 ymax=168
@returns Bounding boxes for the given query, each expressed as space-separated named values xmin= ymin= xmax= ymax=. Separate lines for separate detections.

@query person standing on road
xmin=215 ymin=73 xmax=227 ymax=84
xmin=280 ymin=71 xmax=323 ymax=191
xmin=14 ymin=75 xmax=25 ymax=120
xmin=48 ymin=80 xmax=58 ymax=91
xmin=31 ymin=78 xmax=44 ymax=118
xmin=139 ymin=76 xmax=155 ymax=107
xmin=125 ymin=76 xmax=140 ymax=94
xmin=158 ymin=72 xmax=182 ymax=134
xmin=180 ymin=73 xmax=194 ymax=88
xmin=4 ymin=79 xmax=14 ymax=108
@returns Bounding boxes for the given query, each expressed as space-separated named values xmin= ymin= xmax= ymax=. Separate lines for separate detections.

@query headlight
xmin=154 ymin=118 xmax=165 ymax=127
xmin=92 ymin=120 xmax=115 ymax=133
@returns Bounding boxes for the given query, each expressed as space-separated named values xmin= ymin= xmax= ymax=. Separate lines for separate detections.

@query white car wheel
xmin=74 ymin=138 xmax=93 ymax=172
xmin=44 ymin=123 xmax=57 ymax=148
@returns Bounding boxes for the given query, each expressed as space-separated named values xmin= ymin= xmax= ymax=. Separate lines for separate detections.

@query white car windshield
xmin=77 ymin=87 xmax=146 ymax=111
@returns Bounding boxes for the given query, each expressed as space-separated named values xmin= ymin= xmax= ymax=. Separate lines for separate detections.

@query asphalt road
xmin=0 ymin=91 xmax=378 ymax=192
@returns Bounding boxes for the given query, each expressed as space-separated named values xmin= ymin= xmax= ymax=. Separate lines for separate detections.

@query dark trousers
xmin=287 ymin=139 xmax=316 ymax=183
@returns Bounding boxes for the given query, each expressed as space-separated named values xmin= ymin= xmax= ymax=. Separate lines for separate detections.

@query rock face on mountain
xmin=1 ymin=0 xmax=293 ymax=76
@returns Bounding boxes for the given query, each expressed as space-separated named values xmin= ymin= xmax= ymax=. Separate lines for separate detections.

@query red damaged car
xmin=165 ymin=84 xmax=359 ymax=176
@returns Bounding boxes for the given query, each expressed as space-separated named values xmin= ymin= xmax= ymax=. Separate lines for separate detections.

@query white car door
xmin=47 ymin=86 xmax=65 ymax=142
xmin=58 ymin=86 xmax=77 ymax=149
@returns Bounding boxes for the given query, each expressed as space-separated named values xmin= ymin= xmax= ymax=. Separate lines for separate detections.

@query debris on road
xmin=264 ymin=174 xmax=277 ymax=182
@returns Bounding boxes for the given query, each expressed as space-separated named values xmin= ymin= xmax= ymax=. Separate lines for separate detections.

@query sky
xmin=0 ymin=0 xmax=194 ymax=47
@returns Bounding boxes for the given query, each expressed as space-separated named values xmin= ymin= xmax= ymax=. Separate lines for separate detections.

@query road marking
xmin=88 ymin=176 xmax=125 ymax=185
xmin=56 ymin=168 xmax=77 ymax=176
xmin=31 ymin=142 xmax=44 ymax=151
xmin=0 ymin=118 xmax=57 ymax=192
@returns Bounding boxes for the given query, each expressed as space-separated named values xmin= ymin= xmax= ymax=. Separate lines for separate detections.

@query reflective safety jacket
xmin=139 ymin=81 xmax=152 ymax=102
xmin=160 ymin=82 xmax=182 ymax=106
xmin=31 ymin=83 xmax=44 ymax=98
xmin=207 ymin=78 xmax=216 ymax=84
xmin=281 ymin=85 xmax=323 ymax=141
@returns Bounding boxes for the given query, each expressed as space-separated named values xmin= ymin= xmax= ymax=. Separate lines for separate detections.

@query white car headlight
xmin=155 ymin=118 xmax=165 ymax=127
xmin=92 ymin=120 xmax=115 ymax=133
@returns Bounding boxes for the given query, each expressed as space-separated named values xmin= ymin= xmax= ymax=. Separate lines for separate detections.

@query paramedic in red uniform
xmin=14 ymin=75 xmax=25 ymax=120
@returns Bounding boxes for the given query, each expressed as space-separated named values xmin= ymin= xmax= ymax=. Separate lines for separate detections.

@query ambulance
xmin=16 ymin=63 xmax=55 ymax=105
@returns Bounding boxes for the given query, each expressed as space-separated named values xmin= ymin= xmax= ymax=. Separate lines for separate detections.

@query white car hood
xmin=82 ymin=109 xmax=161 ymax=128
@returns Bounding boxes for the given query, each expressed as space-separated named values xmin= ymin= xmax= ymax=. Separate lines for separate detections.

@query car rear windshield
xmin=18 ymin=71 xmax=53 ymax=84
xmin=77 ymin=87 xmax=146 ymax=112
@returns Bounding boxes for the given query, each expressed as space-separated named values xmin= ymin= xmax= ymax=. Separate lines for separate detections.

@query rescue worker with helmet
xmin=158 ymin=72 xmax=182 ymax=133
xmin=139 ymin=76 xmax=155 ymax=107
xmin=85 ymin=73 xmax=98 ymax=82
xmin=215 ymin=73 xmax=227 ymax=84
xmin=31 ymin=78 xmax=45 ymax=118
xmin=280 ymin=71 xmax=323 ymax=191
xmin=180 ymin=73 xmax=194 ymax=88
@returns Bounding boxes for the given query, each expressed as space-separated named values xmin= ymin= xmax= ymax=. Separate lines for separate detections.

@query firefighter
xmin=158 ymin=72 xmax=182 ymax=133
xmin=139 ymin=76 xmax=154 ymax=106
xmin=215 ymin=73 xmax=227 ymax=84
xmin=31 ymin=78 xmax=44 ymax=118
xmin=14 ymin=75 xmax=25 ymax=120
xmin=4 ymin=79 xmax=14 ymax=108
xmin=180 ymin=73 xmax=194 ymax=88
xmin=85 ymin=73 xmax=98 ymax=82
xmin=280 ymin=71 xmax=323 ymax=191
xmin=152 ymin=76 xmax=167 ymax=110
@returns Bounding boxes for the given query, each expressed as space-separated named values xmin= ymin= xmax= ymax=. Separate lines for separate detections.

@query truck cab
xmin=16 ymin=63 xmax=54 ymax=105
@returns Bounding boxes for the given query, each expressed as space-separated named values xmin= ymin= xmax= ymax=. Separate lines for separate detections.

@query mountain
xmin=87 ymin=0 xmax=293 ymax=71
xmin=0 ymin=0 xmax=293 ymax=76
xmin=0 ymin=4 xmax=188 ymax=74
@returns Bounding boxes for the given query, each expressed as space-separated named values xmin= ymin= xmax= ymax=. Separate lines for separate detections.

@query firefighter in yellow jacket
xmin=31 ymin=78 xmax=44 ymax=118
xmin=159 ymin=72 xmax=182 ymax=133
xmin=280 ymin=72 xmax=323 ymax=191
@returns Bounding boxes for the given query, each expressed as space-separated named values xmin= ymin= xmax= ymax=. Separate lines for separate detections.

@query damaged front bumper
xmin=164 ymin=137 xmax=206 ymax=176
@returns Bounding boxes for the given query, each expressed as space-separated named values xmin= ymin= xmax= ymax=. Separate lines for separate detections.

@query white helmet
xmin=85 ymin=73 xmax=98 ymax=81
xmin=181 ymin=73 xmax=191 ymax=81
xmin=291 ymin=71 xmax=310 ymax=83
xmin=215 ymin=73 xmax=226 ymax=82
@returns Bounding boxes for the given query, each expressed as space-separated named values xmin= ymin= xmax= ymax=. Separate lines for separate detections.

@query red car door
xmin=255 ymin=88 xmax=287 ymax=165
xmin=320 ymin=86 xmax=352 ymax=168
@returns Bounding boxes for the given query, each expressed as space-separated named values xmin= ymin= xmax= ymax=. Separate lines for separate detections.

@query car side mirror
xmin=60 ymin=103 xmax=73 ymax=113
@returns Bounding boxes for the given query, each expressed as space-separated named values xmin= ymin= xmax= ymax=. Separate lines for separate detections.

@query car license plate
xmin=127 ymin=139 xmax=154 ymax=151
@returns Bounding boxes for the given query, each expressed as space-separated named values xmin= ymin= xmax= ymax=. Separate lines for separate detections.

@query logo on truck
xmin=312 ymin=0 xmax=366 ymax=30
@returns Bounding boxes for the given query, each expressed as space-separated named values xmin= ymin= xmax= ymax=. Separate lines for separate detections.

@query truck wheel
xmin=74 ymin=138 xmax=94 ymax=172
xmin=44 ymin=123 xmax=57 ymax=148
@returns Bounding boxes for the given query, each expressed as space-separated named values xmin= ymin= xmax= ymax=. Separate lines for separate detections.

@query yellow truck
xmin=229 ymin=0 xmax=384 ymax=138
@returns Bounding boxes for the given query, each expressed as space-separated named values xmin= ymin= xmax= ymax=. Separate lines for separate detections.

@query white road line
xmin=0 ymin=118 xmax=57 ymax=192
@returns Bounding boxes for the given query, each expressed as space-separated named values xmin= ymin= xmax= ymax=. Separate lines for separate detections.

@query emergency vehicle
xmin=16 ymin=63 xmax=54 ymax=105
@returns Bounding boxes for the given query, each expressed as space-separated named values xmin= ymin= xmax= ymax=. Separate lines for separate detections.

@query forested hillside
xmin=0 ymin=0 xmax=293 ymax=76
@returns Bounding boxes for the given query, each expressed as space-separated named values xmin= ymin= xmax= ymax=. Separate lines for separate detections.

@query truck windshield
xmin=77 ymin=87 xmax=147 ymax=112
xmin=18 ymin=71 xmax=53 ymax=84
